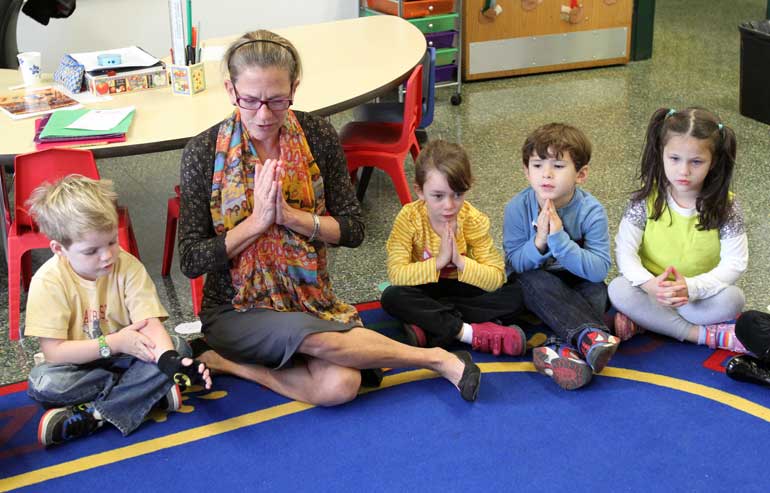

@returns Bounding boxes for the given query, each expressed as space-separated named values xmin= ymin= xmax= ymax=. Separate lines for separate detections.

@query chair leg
xmin=8 ymin=244 xmax=22 ymax=341
xmin=191 ymin=276 xmax=204 ymax=317
xmin=21 ymin=251 xmax=32 ymax=291
xmin=162 ymin=196 xmax=180 ymax=276
xmin=356 ymin=167 xmax=375 ymax=203
xmin=128 ymin=225 xmax=141 ymax=260
xmin=383 ymin=162 xmax=413 ymax=205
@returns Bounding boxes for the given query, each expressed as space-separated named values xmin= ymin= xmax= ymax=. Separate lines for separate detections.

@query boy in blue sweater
xmin=503 ymin=123 xmax=618 ymax=390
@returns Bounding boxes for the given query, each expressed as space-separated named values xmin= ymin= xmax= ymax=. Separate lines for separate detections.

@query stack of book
xmin=34 ymin=108 xmax=134 ymax=150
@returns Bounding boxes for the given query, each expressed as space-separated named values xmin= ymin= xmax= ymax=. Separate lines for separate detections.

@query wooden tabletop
xmin=0 ymin=15 xmax=426 ymax=165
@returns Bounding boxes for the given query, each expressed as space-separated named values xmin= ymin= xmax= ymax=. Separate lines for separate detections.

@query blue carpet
xmin=2 ymin=304 xmax=770 ymax=492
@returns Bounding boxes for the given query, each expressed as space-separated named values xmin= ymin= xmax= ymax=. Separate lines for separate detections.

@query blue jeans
xmin=27 ymin=335 xmax=191 ymax=436
xmin=517 ymin=269 xmax=608 ymax=346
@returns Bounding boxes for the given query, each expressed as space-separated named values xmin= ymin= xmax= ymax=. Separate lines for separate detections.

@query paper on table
xmin=66 ymin=106 xmax=135 ymax=131
xmin=70 ymin=46 xmax=160 ymax=72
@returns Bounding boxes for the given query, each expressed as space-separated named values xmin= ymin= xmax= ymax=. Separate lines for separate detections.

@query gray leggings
xmin=607 ymin=277 xmax=745 ymax=341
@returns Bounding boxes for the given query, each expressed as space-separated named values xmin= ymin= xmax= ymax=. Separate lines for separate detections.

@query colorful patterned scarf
xmin=210 ymin=110 xmax=360 ymax=324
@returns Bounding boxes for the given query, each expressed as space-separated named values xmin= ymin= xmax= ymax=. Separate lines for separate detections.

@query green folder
xmin=39 ymin=108 xmax=135 ymax=139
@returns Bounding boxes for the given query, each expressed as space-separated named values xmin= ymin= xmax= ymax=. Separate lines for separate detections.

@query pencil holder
xmin=168 ymin=62 xmax=206 ymax=96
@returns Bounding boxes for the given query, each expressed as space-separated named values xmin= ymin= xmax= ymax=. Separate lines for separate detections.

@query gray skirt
xmin=201 ymin=304 xmax=359 ymax=369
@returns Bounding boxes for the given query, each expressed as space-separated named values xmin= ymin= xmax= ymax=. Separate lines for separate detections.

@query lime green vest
xmin=638 ymin=196 xmax=720 ymax=277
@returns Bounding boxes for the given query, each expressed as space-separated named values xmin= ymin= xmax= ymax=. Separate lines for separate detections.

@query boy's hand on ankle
xmin=109 ymin=320 xmax=156 ymax=362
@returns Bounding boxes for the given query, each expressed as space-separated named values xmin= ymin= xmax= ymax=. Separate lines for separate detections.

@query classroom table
xmin=0 ymin=15 xmax=426 ymax=260
xmin=0 ymin=14 xmax=426 ymax=165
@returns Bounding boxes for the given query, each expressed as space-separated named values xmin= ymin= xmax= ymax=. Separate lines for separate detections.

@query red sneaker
xmin=578 ymin=329 xmax=619 ymax=373
xmin=471 ymin=322 xmax=527 ymax=356
xmin=532 ymin=344 xmax=592 ymax=390
xmin=614 ymin=311 xmax=644 ymax=341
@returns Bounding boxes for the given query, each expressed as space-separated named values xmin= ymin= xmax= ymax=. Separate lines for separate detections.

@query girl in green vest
xmin=607 ymin=107 xmax=748 ymax=352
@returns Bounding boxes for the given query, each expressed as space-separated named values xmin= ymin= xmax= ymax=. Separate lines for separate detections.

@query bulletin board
xmin=463 ymin=0 xmax=633 ymax=80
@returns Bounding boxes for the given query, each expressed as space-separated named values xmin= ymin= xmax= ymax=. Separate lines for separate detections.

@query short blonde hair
xmin=27 ymin=175 xmax=118 ymax=247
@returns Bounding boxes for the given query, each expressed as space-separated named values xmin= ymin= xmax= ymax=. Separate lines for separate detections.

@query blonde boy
xmin=25 ymin=175 xmax=210 ymax=446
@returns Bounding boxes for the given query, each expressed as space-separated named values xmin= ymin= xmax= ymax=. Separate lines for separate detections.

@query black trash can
xmin=739 ymin=20 xmax=770 ymax=125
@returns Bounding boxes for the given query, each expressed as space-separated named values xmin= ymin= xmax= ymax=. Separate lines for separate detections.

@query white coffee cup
xmin=17 ymin=51 xmax=42 ymax=85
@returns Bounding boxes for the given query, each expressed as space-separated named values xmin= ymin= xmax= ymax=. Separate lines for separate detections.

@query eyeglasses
xmin=232 ymin=84 xmax=293 ymax=111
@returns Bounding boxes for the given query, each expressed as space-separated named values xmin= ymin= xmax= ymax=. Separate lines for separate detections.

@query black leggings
xmin=380 ymin=278 xmax=524 ymax=347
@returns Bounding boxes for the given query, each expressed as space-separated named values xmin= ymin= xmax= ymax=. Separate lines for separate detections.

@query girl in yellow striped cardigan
xmin=381 ymin=140 xmax=526 ymax=356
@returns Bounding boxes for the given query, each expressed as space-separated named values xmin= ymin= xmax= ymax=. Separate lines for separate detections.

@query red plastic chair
xmin=7 ymin=148 xmax=140 ymax=340
xmin=161 ymin=185 xmax=204 ymax=317
xmin=340 ymin=64 xmax=423 ymax=205
xmin=161 ymin=185 xmax=181 ymax=277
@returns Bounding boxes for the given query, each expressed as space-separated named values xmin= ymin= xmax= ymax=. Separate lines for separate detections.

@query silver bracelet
xmin=308 ymin=213 xmax=320 ymax=242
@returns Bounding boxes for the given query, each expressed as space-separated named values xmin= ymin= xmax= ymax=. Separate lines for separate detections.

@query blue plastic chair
xmin=353 ymin=47 xmax=436 ymax=131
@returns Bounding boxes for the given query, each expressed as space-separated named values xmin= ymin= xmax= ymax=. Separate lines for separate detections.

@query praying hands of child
xmin=436 ymin=221 xmax=464 ymax=271
xmin=535 ymin=199 xmax=562 ymax=253
xmin=642 ymin=265 xmax=689 ymax=307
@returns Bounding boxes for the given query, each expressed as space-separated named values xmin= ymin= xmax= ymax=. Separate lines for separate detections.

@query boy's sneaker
xmin=38 ymin=403 xmax=103 ymax=446
xmin=403 ymin=324 xmax=428 ymax=347
xmin=614 ymin=311 xmax=644 ymax=341
xmin=532 ymin=343 xmax=592 ymax=390
xmin=471 ymin=322 xmax=527 ymax=356
xmin=156 ymin=383 xmax=183 ymax=412
xmin=704 ymin=322 xmax=748 ymax=353
xmin=578 ymin=329 xmax=620 ymax=373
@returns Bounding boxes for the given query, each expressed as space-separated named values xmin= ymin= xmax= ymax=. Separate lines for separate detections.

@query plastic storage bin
xmin=739 ymin=20 xmax=770 ymax=125
xmin=435 ymin=64 xmax=457 ymax=83
xmin=366 ymin=0 xmax=454 ymax=18
xmin=425 ymin=30 xmax=457 ymax=49
xmin=435 ymin=47 xmax=457 ymax=65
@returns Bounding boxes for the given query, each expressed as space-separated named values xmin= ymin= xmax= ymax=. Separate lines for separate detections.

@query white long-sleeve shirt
xmin=614 ymin=193 xmax=748 ymax=301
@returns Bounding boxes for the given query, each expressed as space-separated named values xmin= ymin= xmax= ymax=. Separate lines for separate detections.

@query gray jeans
xmin=608 ymin=277 xmax=745 ymax=341
xmin=27 ymin=334 xmax=190 ymax=436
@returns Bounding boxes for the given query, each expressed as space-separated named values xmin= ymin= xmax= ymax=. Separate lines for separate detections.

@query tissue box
xmin=85 ymin=65 xmax=168 ymax=96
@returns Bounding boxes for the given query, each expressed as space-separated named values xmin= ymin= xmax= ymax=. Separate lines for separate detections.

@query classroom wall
xmin=16 ymin=0 xmax=359 ymax=72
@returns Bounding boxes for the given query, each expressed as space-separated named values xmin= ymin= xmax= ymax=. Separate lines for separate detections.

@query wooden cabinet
xmin=463 ymin=0 xmax=633 ymax=81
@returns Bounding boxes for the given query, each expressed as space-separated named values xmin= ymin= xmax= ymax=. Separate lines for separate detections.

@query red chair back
xmin=13 ymin=148 xmax=100 ymax=230
xmin=399 ymin=64 xmax=423 ymax=149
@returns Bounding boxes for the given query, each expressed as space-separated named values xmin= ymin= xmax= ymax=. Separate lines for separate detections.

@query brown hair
xmin=27 ymin=175 xmax=118 ymax=247
xmin=634 ymin=107 xmax=736 ymax=230
xmin=415 ymin=140 xmax=473 ymax=193
xmin=224 ymin=30 xmax=302 ymax=84
xmin=521 ymin=123 xmax=592 ymax=170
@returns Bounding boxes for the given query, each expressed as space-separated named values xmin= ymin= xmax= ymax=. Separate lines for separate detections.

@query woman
xmin=178 ymin=30 xmax=481 ymax=404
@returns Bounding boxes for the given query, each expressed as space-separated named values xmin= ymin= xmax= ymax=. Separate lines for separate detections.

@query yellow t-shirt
xmin=386 ymin=200 xmax=506 ymax=292
xmin=24 ymin=249 xmax=169 ymax=340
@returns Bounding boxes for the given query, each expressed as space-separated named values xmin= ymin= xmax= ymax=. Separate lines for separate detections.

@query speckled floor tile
xmin=3 ymin=0 xmax=770 ymax=385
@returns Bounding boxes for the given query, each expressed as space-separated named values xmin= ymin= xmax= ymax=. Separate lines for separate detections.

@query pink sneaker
xmin=471 ymin=322 xmax=527 ymax=356
xmin=402 ymin=324 xmax=428 ymax=347
xmin=614 ymin=311 xmax=644 ymax=341
xmin=704 ymin=322 xmax=748 ymax=353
